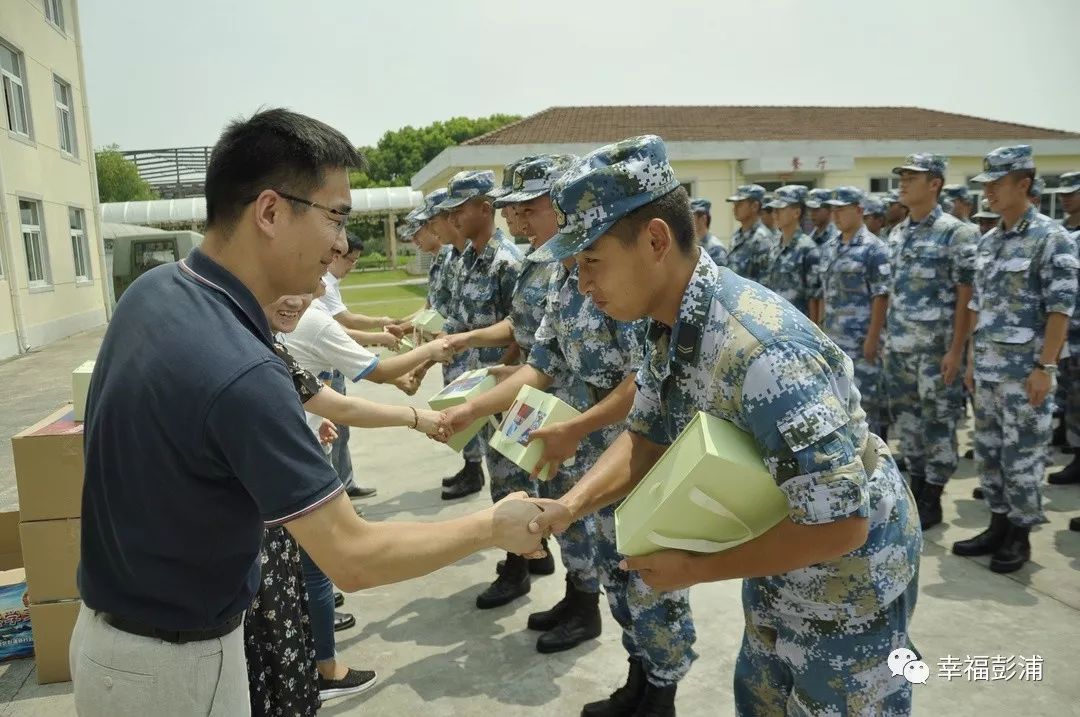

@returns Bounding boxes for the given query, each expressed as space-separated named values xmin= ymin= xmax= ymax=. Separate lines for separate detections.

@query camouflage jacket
xmin=885 ymin=206 xmax=978 ymax=354
xmin=818 ymin=227 xmax=892 ymax=352
xmin=727 ymin=221 xmax=775 ymax=281
xmin=760 ymin=229 xmax=822 ymax=316
xmin=700 ymin=234 xmax=728 ymax=267
xmin=446 ymin=229 xmax=523 ymax=364
xmin=628 ymin=251 xmax=919 ymax=621
xmin=969 ymin=206 xmax=1078 ymax=383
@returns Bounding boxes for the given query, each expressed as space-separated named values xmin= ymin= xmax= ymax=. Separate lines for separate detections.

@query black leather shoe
xmin=581 ymin=658 xmax=646 ymax=717
xmin=476 ymin=554 xmax=530 ymax=609
xmin=333 ymin=592 xmax=344 ymax=608
xmin=441 ymin=464 xmax=466 ymax=488
xmin=499 ymin=538 xmax=554 ymax=576
xmin=536 ymin=585 xmax=602 ymax=654
xmin=990 ymin=525 xmax=1031 ymax=573
xmin=333 ymin=612 xmax=356 ymax=632
xmin=347 ymin=485 xmax=377 ymax=499
xmin=441 ymin=462 xmax=484 ymax=500
xmin=953 ymin=512 xmax=1010 ymax=557
xmin=633 ymin=682 xmax=677 ymax=717
xmin=1048 ymin=454 xmax=1080 ymax=485
xmin=917 ymin=483 xmax=944 ymax=530
xmin=972 ymin=486 xmax=985 ymax=500
xmin=963 ymin=448 xmax=975 ymax=460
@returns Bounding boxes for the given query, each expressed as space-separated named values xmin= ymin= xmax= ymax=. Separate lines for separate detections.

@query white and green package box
xmin=615 ymin=412 xmax=789 ymax=557
xmin=428 ymin=367 xmax=499 ymax=452
xmin=488 ymin=385 xmax=581 ymax=481
xmin=72 ymin=360 xmax=95 ymax=422
xmin=413 ymin=309 xmax=445 ymax=336
xmin=395 ymin=336 xmax=417 ymax=354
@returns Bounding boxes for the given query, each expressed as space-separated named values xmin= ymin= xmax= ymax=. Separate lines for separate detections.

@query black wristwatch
xmin=1033 ymin=361 xmax=1058 ymax=375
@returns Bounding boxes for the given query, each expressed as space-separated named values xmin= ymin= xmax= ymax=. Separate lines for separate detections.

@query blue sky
xmin=80 ymin=0 xmax=1080 ymax=150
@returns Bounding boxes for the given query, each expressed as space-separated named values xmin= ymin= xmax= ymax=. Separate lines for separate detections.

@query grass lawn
xmin=339 ymin=268 xmax=417 ymax=287
xmin=344 ymin=280 xmax=426 ymax=319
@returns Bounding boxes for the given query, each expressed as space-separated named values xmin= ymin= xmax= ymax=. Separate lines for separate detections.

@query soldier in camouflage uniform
xmin=806 ymin=187 xmax=841 ymax=246
xmin=1049 ymin=171 xmax=1080 ymax=488
xmin=1029 ymin=175 xmax=1045 ymax=207
xmin=760 ymin=185 xmax=822 ymax=318
xmin=886 ymin=154 xmax=979 ymax=530
xmin=526 ymin=136 xmax=920 ymax=717
xmin=725 ymin=185 xmax=775 ymax=280
xmin=942 ymin=184 xmax=976 ymax=224
xmin=760 ymin=198 xmax=780 ymax=242
xmin=690 ymin=198 xmax=727 ymax=266
xmin=818 ymin=187 xmax=892 ymax=437
xmin=972 ymin=197 xmax=1001 ymax=236
xmin=953 ymin=146 xmax=1078 ymax=573
xmin=883 ymin=188 xmax=909 ymax=237
xmin=863 ymin=196 xmax=889 ymax=239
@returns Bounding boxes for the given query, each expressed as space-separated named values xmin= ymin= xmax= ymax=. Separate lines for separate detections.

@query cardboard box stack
xmin=11 ymin=405 xmax=84 ymax=684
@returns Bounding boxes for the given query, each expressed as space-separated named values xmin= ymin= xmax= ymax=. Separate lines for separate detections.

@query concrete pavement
xmin=0 ymin=329 xmax=1078 ymax=715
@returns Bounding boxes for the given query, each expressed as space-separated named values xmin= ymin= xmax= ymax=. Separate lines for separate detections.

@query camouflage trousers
xmin=537 ymin=463 xmax=600 ymax=594
xmin=974 ymin=379 xmax=1052 ymax=528
xmin=595 ymin=507 xmax=697 ymax=687
xmin=734 ymin=575 xmax=919 ymax=717
xmin=442 ymin=351 xmax=485 ymax=463
xmin=1059 ymin=357 xmax=1080 ymax=446
xmin=885 ymin=351 xmax=965 ymax=486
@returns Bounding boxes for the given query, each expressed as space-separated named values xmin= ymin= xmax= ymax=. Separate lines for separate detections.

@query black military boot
xmin=581 ymin=658 xmax=646 ymax=717
xmin=1048 ymin=454 xmax=1080 ymax=485
xmin=952 ymin=512 xmax=1010 ymax=557
xmin=475 ymin=553 xmax=530 ymax=609
xmin=441 ymin=462 xmax=466 ymax=487
xmin=908 ymin=473 xmax=926 ymax=500
xmin=917 ymin=483 xmax=944 ymax=530
xmin=528 ymin=576 xmax=574 ymax=631
xmin=536 ymin=584 xmax=602 ymax=654
xmin=633 ymin=683 xmax=677 ymax=717
xmin=990 ymin=524 xmax=1031 ymax=573
xmin=499 ymin=538 xmax=554 ymax=576
xmin=441 ymin=461 xmax=484 ymax=500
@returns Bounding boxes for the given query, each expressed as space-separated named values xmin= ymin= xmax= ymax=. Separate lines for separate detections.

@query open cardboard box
xmin=488 ymin=385 xmax=580 ymax=481
xmin=615 ymin=412 xmax=789 ymax=557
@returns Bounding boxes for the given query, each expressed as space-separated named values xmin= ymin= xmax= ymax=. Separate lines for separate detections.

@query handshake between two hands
xmin=489 ymin=494 xmax=573 ymax=557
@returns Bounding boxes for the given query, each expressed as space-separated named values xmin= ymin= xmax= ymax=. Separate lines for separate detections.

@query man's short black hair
xmin=610 ymin=187 xmax=695 ymax=255
xmin=345 ymin=231 xmax=364 ymax=255
xmin=205 ymin=108 xmax=365 ymax=233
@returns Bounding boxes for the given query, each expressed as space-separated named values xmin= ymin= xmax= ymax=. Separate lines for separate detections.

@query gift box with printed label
xmin=428 ymin=367 xmax=499 ymax=452
xmin=488 ymin=385 xmax=581 ymax=481
xmin=413 ymin=309 xmax=445 ymax=336
xmin=615 ymin=412 xmax=789 ymax=557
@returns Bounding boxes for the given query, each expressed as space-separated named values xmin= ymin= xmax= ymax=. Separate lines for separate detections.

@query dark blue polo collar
xmin=180 ymin=247 xmax=273 ymax=346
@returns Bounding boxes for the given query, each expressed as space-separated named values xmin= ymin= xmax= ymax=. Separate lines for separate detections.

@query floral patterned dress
xmin=244 ymin=342 xmax=325 ymax=716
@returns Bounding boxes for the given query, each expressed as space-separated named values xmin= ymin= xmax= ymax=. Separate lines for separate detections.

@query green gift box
xmin=488 ymin=385 xmax=581 ymax=481
xmin=395 ymin=336 xmax=417 ymax=354
xmin=414 ymin=309 xmax=445 ymax=336
xmin=615 ymin=412 xmax=789 ymax=557
xmin=428 ymin=367 xmax=499 ymax=452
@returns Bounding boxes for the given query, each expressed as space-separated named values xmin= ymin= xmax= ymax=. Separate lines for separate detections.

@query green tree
xmin=95 ymin=144 xmax=159 ymax=202
xmin=350 ymin=114 xmax=520 ymax=188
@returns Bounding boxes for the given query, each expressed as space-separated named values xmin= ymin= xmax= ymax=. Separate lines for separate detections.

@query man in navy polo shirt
xmin=72 ymin=108 xmax=541 ymax=716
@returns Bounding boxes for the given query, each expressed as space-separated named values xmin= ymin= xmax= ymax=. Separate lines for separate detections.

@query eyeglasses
xmin=249 ymin=189 xmax=352 ymax=231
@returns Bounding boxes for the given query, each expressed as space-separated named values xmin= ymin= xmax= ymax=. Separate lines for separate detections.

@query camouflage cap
xmin=690 ymin=198 xmax=712 ymax=214
xmin=971 ymin=145 xmax=1035 ymax=183
xmin=765 ymin=185 xmax=808 ymax=209
xmin=805 ymin=187 xmax=834 ymax=209
xmin=493 ymin=154 xmax=577 ymax=208
xmin=972 ymin=197 xmax=1000 ymax=220
xmin=942 ymin=184 xmax=972 ymax=202
xmin=862 ymin=196 xmax=886 ymax=216
xmin=824 ymin=186 xmax=867 ymax=208
xmin=528 ymin=135 xmax=681 ymax=263
xmin=892 ymin=153 xmax=948 ymax=176
xmin=435 ymin=170 xmax=497 ymax=211
xmin=1059 ymin=171 xmax=1080 ymax=195
xmin=726 ymin=184 xmax=767 ymax=203
xmin=414 ymin=188 xmax=449 ymax=223
xmin=489 ymin=156 xmax=539 ymax=200
xmin=941 ymin=197 xmax=955 ymax=213
xmin=1029 ymin=175 xmax=1045 ymax=199
xmin=398 ymin=221 xmax=420 ymax=241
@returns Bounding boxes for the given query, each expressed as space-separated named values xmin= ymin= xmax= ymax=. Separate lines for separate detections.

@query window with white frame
xmin=20 ymin=200 xmax=51 ymax=287
xmin=44 ymin=0 xmax=65 ymax=31
xmin=70 ymin=207 xmax=90 ymax=281
xmin=54 ymin=76 xmax=77 ymax=156
xmin=869 ymin=176 xmax=900 ymax=193
xmin=1 ymin=40 xmax=31 ymax=138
